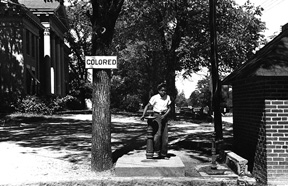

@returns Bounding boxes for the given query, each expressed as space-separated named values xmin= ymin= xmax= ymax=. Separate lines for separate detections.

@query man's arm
xmin=140 ymin=102 xmax=151 ymax=120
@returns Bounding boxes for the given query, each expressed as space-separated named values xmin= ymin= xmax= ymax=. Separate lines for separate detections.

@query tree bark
xmin=166 ymin=54 xmax=177 ymax=119
xmin=91 ymin=69 xmax=112 ymax=171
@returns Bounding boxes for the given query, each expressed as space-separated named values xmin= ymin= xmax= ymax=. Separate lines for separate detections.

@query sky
xmin=176 ymin=0 xmax=288 ymax=98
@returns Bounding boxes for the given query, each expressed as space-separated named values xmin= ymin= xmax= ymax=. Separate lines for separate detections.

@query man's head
xmin=157 ymin=83 xmax=167 ymax=97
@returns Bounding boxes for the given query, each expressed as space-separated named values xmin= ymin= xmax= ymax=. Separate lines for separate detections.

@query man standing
xmin=141 ymin=83 xmax=171 ymax=159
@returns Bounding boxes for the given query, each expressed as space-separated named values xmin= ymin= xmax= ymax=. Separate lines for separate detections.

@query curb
xmin=7 ymin=177 xmax=238 ymax=186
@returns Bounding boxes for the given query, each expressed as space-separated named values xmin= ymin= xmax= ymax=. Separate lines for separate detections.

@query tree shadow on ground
xmin=168 ymin=118 xmax=233 ymax=162
xmin=0 ymin=113 xmax=233 ymax=165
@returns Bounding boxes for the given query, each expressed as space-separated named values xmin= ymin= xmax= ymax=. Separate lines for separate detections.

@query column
xmin=56 ymin=38 xmax=61 ymax=95
xmin=51 ymin=33 xmax=56 ymax=94
xmin=60 ymin=41 xmax=65 ymax=96
xmin=43 ymin=27 xmax=51 ymax=94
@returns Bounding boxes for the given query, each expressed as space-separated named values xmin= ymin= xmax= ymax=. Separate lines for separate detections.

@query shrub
xmin=0 ymin=92 xmax=18 ymax=113
xmin=15 ymin=95 xmax=82 ymax=115
xmin=64 ymin=96 xmax=83 ymax=110
xmin=122 ymin=95 xmax=140 ymax=112
xmin=15 ymin=95 xmax=51 ymax=114
xmin=43 ymin=95 xmax=74 ymax=113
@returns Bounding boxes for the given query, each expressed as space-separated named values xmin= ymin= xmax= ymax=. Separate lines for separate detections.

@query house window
xmin=26 ymin=67 xmax=40 ymax=95
xmin=26 ymin=30 xmax=30 ymax=55
xmin=26 ymin=68 xmax=33 ymax=94
xmin=32 ymin=35 xmax=35 ymax=57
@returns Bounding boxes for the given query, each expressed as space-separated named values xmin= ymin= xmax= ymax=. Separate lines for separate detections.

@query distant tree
xmin=189 ymin=76 xmax=233 ymax=113
xmin=112 ymin=2 xmax=168 ymax=107
xmin=175 ymin=92 xmax=188 ymax=107
xmin=189 ymin=75 xmax=211 ymax=108
xmin=115 ymin=0 xmax=193 ymax=118
xmin=65 ymin=0 xmax=92 ymax=108
xmin=110 ymin=40 xmax=166 ymax=109
xmin=177 ymin=0 xmax=266 ymax=75
xmin=221 ymin=85 xmax=232 ymax=112
xmin=188 ymin=90 xmax=200 ymax=107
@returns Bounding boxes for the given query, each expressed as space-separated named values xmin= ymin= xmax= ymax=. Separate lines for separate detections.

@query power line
xmin=264 ymin=0 xmax=285 ymax=12
xmin=260 ymin=0 xmax=275 ymax=8
xmin=261 ymin=0 xmax=277 ymax=8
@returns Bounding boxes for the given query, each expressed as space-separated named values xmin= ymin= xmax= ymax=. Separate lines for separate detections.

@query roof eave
xmin=30 ymin=8 xmax=57 ymax=12
xmin=222 ymin=28 xmax=288 ymax=85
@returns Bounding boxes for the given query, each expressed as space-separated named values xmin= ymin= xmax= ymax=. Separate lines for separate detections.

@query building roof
xmin=18 ymin=0 xmax=60 ymax=11
xmin=18 ymin=0 xmax=69 ymax=31
xmin=222 ymin=23 xmax=288 ymax=85
xmin=0 ymin=1 xmax=44 ymax=30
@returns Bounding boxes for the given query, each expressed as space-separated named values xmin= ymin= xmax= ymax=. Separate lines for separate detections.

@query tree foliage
xmin=175 ymin=92 xmax=188 ymax=107
xmin=113 ymin=0 xmax=266 ymax=115
xmin=114 ymin=0 xmax=193 ymax=117
xmin=177 ymin=0 xmax=266 ymax=76
xmin=189 ymin=90 xmax=201 ymax=107
xmin=188 ymin=75 xmax=232 ymax=113
xmin=188 ymin=75 xmax=211 ymax=108
xmin=111 ymin=40 xmax=166 ymax=108
xmin=65 ymin=0 xmax=93 ymax=107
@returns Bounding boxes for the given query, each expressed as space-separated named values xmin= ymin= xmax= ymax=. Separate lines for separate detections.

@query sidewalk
xmin=0 ymin=113 xmax=238 ymax=186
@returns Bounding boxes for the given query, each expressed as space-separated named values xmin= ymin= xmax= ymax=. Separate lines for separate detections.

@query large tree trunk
xmin=91 ymin=69 xmax=112 ymax=171
xmin=166 ymin=54 xmax=177 ymax=119
xmin=90 ymin=0 xmax=124 ymax=171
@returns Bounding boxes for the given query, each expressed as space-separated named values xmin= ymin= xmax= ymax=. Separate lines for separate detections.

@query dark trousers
xmin=152 ymin=113 xmax=168 ymax=156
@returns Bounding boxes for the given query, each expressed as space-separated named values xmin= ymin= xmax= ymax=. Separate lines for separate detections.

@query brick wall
xmin=233 ymin=77 xmax=266 ymax=181
xmin=265 ymin=99 xmax=288 ymax=184
xmin=264 ymin=77 xmax=288 ymax=185
xmin=232 ymin=76 xmax=288 ymax=185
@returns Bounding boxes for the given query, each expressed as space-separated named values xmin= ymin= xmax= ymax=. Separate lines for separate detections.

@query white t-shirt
xmin=149 ymin=94 xmax=171 ymax=113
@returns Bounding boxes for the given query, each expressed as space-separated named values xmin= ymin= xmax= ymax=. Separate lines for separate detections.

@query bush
xmin=15 ymin=95 xmax=82 ymax=115
xmin=43 ymin=95 xmax=79 ymax=113
xmin=64 ymin=96 xmax=83 ymax=110
xmin=122 ymin=95 xmax=140 ymax=112
xmin=15 ymin=95 xmax=51 ymax=114
xmin=0 ymin=92 xmax=18 ymax=113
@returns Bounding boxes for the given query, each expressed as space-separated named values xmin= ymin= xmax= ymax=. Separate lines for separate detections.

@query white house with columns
xmin=18 ymin=0 xmax=70 ymax=96
xmin=0 ymin=0 xmax=69 ymax=99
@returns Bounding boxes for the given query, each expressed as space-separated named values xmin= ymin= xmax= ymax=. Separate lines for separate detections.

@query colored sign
xmin=85 ymin=56 xmax=117 ymax=69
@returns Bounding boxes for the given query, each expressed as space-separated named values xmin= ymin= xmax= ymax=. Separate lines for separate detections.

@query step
xmin=115 ymin=151 xmax=185 ymax=177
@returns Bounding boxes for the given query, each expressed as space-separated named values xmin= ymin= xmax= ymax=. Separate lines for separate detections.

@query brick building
xmin=223 ymin=24 xmax=288 ymax=185
xmin=0 ymin=0 xmax=69 ymax=108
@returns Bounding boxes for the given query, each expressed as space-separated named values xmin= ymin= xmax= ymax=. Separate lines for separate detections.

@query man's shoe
xmin=153 ymin=152 xmax=160 ymax=158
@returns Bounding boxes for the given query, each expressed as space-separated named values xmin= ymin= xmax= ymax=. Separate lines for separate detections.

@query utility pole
xmin=209 ymin=0 xmax=223 ymax=141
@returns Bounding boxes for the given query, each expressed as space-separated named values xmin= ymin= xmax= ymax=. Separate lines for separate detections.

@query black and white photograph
xmin=1 ymin=0 xmax=288 ymax=185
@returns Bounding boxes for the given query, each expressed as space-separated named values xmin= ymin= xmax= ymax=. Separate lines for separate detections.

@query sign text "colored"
xmin=85 ymin=56 xmax=117 ymax=69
